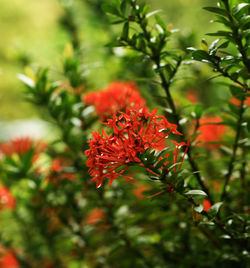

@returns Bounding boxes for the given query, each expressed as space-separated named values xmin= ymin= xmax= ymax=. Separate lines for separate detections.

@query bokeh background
xmin=0 ymin=0 xmax=223 ymax=139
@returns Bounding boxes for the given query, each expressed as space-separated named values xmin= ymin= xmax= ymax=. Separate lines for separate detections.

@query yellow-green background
xmin=0 ymin=0 xmax=214 ymax=120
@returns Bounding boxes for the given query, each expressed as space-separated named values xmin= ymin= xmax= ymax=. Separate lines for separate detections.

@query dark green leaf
xmin=121 ymin=22 xmax=129 ymax=40
xmin=203 ymin=7 xmax=228 ymax=17
xmin=218 ymin=41 xmax=230 ymax=49
xmin=192 ymin=50 xmax=211 ymax=61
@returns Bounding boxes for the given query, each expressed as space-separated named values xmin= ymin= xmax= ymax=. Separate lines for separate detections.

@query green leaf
xmin=146 ymin=9 xmax=163 ymax=18
xmin=203 ymin=7 xmax=228 ymax=17
xmin=214 ymin=16 xmax=231 ymax=28
xmin=232 ymin=3 xmax=250 ymax=18
xmin=120 ymin=1 xmax=127 ymax=15
xmin=194 ymin=204 xmax=203 ymax=213
xmin=155 ymin=14 xmax=166 ymax=31
xmin=102 ymin=4 xmax=119 ymax=16
xmin=121 ymin=22 xmax=129 ymax=40
xmin=239 ymin=15 xmax=250 ymax=27
xmin=218 ymin=41 xmax=230 ymax=49
xmin=208 ymin=202 xmax=223 ymax=216
xmin=18 ymin=74 xmax=35 ymax=88
xmin=230 ymin=85 xmax=244 ymax=98
xmin=206 ymin=31 xmax=232 ymax=38
xmin=192 ymin=50 xmax=211 ymax=61
xmin=209 ymin=39 xmax=219 ymax=52
xmin=201 ymin=39 xmax=208 ymax=52
xmin=194 ymin=104 xmax=203 ymax=119
xmin=185 ymin=190 xmax=207 ymax=196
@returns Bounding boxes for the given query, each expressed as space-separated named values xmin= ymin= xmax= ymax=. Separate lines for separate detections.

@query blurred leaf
xmin=185 ymin=190 xmax=207 ymax=196
xmin=194 ymin=204 xmax=203 ymax=213
xmin=194 ymin=104 xmax=203 ymax=119
xmin=17 ymin=74 xmax=35 ymax=88
xmin=203 ymin=7 xmax=228 ymax=17
xmin=208 ymin=202 xmax=223 ymax=217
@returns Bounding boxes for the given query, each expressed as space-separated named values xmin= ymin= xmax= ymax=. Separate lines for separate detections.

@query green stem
xmin=128 ymin=3 xmax=213 ymax=203
xmin=220 ymin=97 xmax=245 ymax=201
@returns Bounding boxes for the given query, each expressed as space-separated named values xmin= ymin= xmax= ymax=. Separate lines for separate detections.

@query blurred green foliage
xmin=0 ymin=0 xmax=217 ymax=120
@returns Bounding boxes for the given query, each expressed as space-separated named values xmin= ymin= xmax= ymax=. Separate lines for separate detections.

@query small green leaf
xmin=102 ymin=4 xmax=119 ymax=16
xmin=195 ymin=104 xmax=203 ymax=119
xmin=155 ymin=14 xmax=166 ymax=31
xmin=201 ymin=39 xmax=208 ymax=52
xmin=214 ymin=16 xmax=231 ymax=28
xmin=208 ymin=202 xmax=223 ymax=216
xmin=209 ymin=39 xmax=219 ymax=52
xmin=194 ymin=204 xmax=203 ymax=213
xmin=18 ymin=74 xmax=35 ymax=88
xmin=121 ymin=22 xmax=129 ymax=40
xmin=203 ymin=7 xmax=228 ymax=17
xmin=120 ymin=1 xmax=127 ymax=15
xmin=232 ymin=3 xmax=250 ymax=18
xmin=218 ymin=41 xmax=230 ymax=49
xmin=185 ymin=190 xmax=207 ymax=196
xmin=146 ymin=9 xmax=163 ymax=18
xmin=206 ymin=31 xmax=232 ymax=38
xmin=192 ymin=50 xmax=211 ymax=61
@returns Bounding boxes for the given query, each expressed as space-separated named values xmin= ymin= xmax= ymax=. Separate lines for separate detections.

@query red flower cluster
xmin=0 ymin=248 xmax=18 ymax=268
xmin=0 ymin=185 xmax=16 ymax=210
xmin=0 ymin=137 xmax=47 ymax=160
xmin=85 ymin=107 xmax=188 ymax=188
xmin=196 ymin=117 xmax=226 ymax=148
xmin=83 ymin=81 xmax=146 ymax=119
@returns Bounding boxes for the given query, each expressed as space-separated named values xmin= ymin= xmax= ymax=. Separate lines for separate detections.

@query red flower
xmin=83 ymin=81 xmax=146 ymax=119
xmin=0 ymin=186 xmax=16 ymax=210
xmin=203 ymin=199 xmax=211 ymax=212
xmin=51 ymin=159 xmax=63 ymax=173
xmin=196 ymin=117 xmax=226 ymax=148
xmin=86 ymin=208 xmax=105 ymax=225
xmin=0 ymin=137 xmax=47 ymax=161
xmin=85 ymin=107 xmax=188 ymax=188
xmin=230 ymin=97 xmax=250 ymax=106
xmin=186 ymin=89 xmax=198 ymax=104
xmin=133 ymin=184 xmax=151 ymax=199
xmin=0 ymin=249 xmax=18 ymax=268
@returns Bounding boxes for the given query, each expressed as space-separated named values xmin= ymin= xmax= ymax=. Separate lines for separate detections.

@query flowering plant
xmin=0 ymin=0 xmax=249 ymax=267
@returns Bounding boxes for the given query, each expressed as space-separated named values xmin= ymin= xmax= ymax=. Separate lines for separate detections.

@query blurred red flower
xmin=85 ymin=107 xmax=188 ymax=188
xmin=203 ymin=199 xmax=211 ymax=212
xmin=0 ymin=137 xmax=47 ymax=161
xmin=49 ymin=158 xmax=76 ymax=183
xmin=196 ymin=117 xmax=226 ymax=148
xmin=133 ymin=184 xmax=151 ymax=199
xmin=83 ymin=81 xmax=146 ymax=119
xmin=51 ymin=159 xmax=63 ymax=173
xmin=186 ymin=89 xmax=198 ymax=104
xmin=86 ymin=208 xmax=105 ymax=225
xmin=230 ymin=97 xmax=250 ymax=106
xmin=0 ymin=185 xmax=16 ymax=210
xmin=0 ymin=249 xmax=18 ymax=268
